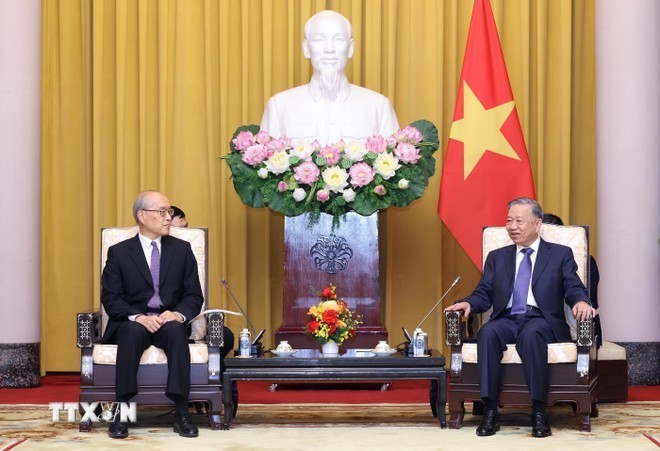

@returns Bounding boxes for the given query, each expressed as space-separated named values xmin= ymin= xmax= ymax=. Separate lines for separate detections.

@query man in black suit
xmin=445 ymin=197 xmax=595 ymax=438
xmin=101 ymin=190 xmax=203 ymax=439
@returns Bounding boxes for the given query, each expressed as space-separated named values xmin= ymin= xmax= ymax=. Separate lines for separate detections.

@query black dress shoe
xmin=532 ymin=411 xmax=552 ymax=438
xmin=108 ymin=420 xmax=128 ymax=439
xmin=476 ymin=409 xmax=499 ymax=436
xmin=173 ymin=413 xmax=199 ymax=438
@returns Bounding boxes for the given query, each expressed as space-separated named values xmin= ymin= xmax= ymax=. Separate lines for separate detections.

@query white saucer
xmin=373 ymin=349 xmax=397 ymax=357
xmin=270 ymin=349 xmax=296 ymax=357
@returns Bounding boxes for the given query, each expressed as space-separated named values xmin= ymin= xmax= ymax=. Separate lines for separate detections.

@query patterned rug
xmin=1 ymin=402 xmax=658 ymax=450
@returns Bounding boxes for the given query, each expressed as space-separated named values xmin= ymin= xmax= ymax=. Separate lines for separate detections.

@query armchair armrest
xmin=206 ymin=311 xmax=225 ymax=347
xmin=576 ymin=317 xmax=594 ymax=348
xmin=445 ymin=310 xmax=465 ymax=346
xmin=205 ymin=312 xmax=225 ymax=384
xmin=77 ymin=311 xmax=101 ymax=348
xmin=575 ymin=316 xmax=596 ymax=383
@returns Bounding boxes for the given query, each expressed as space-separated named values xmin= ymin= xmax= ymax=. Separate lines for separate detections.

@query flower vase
xmin=321 ymin=341 xmax=339 ymax=357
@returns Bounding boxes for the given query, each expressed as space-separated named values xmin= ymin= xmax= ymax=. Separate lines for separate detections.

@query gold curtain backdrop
xmin=41 ymin=0 xmax=595 ymax=371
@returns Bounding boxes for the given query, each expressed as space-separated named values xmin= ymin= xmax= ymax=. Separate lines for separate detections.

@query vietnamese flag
xmin=438 ymin=0 xmax=536 ymax=270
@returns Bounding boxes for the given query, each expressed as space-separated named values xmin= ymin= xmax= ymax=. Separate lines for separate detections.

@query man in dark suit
xmin=445 ymin=197 xmax=595 ymax=438
xmin=101 ymin=190 xmax=203 ymax=439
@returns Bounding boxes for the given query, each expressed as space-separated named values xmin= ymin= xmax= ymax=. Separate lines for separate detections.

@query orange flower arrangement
xmin=305 ymin=284 xmax=361 ymax=345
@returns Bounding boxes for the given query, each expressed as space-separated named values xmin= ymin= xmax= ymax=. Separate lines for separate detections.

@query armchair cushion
xmin=598 ymin=341 xmax=626 ymax=361
xmin=461 ymin=342 xmax=578 ymax=364
xmin=92 ymin=343 xmax=209 ymax=365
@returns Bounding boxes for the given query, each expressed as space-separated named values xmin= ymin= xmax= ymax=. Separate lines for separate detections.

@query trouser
xmin=476 ymin=308 xmax=556 ymax=402
xmin=114 ymin=320 xmax=191 ymax=402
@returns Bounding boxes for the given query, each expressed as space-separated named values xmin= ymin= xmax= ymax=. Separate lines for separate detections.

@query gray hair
xmin=304 ymin=10 xmax=352 ymax=40
xmin=507 ymin=197 xmax=543 ymax=219
xmin=132 ymin=190 xmax=158 ymax=223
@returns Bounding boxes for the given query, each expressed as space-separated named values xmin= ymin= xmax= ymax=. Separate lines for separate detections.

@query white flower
xmin=373 ymin=153 xmax=401 ymax=180
xmin=398 ymin=178 xmax=410 ymax=189
xmin=257 ymin=167 xmax=269 ymax=179
xmin=343 ymin=141 xmax=368 ymax=162
xmin=292 ymin=188 xmax=306 ymax=202
xmin=322 ymin=166 xmax=349 ymax=192
xmin=290 ymin=140 xmax=315 ymax=161
xmin=265 ymin=150 xmax=291 ymax=174
xmin=342 ymin=189 xmax=356 ymax=202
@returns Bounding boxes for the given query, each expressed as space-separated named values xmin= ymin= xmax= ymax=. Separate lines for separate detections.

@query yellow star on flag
xmin=449 ymin=81 xmax=520 ymax=179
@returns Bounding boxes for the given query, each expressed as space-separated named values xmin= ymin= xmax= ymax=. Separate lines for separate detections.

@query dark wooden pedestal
xmin=276 ymin=212 xmax=387 ymax=349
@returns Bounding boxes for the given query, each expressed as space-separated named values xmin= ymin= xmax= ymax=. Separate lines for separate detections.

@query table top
xmin=225 ymin=348 xmax=445 ymax=368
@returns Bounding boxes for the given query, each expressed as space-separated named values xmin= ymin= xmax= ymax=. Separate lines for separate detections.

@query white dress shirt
xmin=506 ymin=237 xmax=541 ymax=309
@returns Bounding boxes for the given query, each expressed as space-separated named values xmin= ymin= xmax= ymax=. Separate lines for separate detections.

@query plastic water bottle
xmin=413 ymin=328 xmax=427 ymax=357
xmin=239 ymin=328 xmax=251 ymax=357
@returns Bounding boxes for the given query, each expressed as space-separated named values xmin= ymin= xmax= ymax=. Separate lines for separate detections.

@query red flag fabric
xmin=438 ymin=0 xmax=536 ymax=270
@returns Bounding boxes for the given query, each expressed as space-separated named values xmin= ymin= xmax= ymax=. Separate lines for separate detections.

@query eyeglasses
xmin=142 ymin=208 xmax=174 ymax=217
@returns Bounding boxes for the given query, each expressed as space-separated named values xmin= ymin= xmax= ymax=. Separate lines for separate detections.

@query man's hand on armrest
xmin=572 ymin=301 xmax=597 ymax=321
xmin=444 ymin=301 xmax=472 ymax=318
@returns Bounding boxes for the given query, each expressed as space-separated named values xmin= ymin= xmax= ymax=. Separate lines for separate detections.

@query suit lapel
xmin=532 ymin=238 xmax=551 ymax=286
xmin=127 ymin=235 xmax=153 ymax=287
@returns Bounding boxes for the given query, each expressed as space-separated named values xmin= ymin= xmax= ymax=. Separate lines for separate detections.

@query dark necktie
xmin=511 ymin=247 xmax=533 ymax=315
xmin=147 ymin=241 xmax=161 ymax=315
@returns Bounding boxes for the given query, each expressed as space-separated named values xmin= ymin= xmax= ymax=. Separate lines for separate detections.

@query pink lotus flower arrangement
xmin=223 ymin=120 xmax=439 ymax=226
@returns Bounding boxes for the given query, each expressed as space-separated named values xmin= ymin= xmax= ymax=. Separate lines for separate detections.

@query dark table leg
xmin=429 ymin=379 xmax=438 ymax=417
xmin=432 ymin=374 xmax=447 ymax=428
xmin=222 ymin=373 xmax=233 ymax=430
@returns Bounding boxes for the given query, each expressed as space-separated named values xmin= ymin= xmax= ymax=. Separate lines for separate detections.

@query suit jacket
xmin=463 ymin=238 xmax=589 ymax=343
xmin=100 ymin=234 xmax=204 ymax=344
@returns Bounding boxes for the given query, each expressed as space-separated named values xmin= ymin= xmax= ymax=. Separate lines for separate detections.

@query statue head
xmin=303 ymin=10 xmax=355 ymax=100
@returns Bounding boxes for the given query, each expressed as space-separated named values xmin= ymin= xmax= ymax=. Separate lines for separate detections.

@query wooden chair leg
xmin=206 ymin=400 xmax=221 ymax=430
xmin=448 ymin=398 xmax=465 ymax=429
xmin=571 ymin=401 xmax=592 ymax=432
xmin=79 ymin=418 xmax=92 ymax=432
xmin=208 ymin=411 xmax=222 ymax=430
xmin=590 ymin=401 xmax=599 ymax=418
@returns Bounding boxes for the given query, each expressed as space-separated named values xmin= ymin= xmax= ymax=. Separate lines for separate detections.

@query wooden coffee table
xmin=221 ymin=349 xmax=446 ymax=430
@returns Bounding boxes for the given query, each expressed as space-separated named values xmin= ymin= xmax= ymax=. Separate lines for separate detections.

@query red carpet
xmin=628 ymin=384 xmax=660 ymax=402
xmin=1 ymin=373 xmax=658 ymax=404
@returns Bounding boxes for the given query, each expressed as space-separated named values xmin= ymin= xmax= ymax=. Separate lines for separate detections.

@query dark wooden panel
xmin=597 ymin=360 xmax=628 ymax=402
xmin=279 ymin=212 xmax=387 ymax=347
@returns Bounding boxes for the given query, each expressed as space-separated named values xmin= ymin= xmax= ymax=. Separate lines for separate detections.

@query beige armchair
xmin=76 ymin=227 xmax=225 ymax=431
xmin=445 ymin=224 xmax=598 ymax=431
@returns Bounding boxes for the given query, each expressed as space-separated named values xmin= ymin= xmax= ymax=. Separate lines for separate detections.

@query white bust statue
xmin=260 ymin=10 xmax=399 ymax=145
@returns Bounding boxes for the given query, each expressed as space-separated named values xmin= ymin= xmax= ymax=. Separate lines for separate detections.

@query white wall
xmin=0 ymin=0 xmax=41 ymax=344
xmin=596 ymin=0 xmax=660 ymax=342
